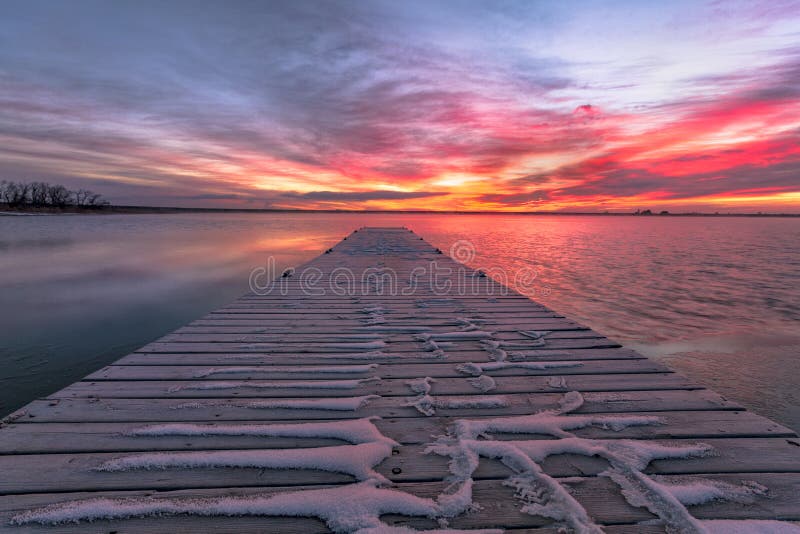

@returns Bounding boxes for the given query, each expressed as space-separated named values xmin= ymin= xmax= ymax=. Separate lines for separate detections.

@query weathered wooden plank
xmin=85 ymin=359 xmax=671 ymax=381
xmin=219 ymin=300 xmax=552 ymax=308
xmin=6 ymin=410 xmax=792 ymax=443
xmin=1 ymin=473 xmax=799 ymax=532
xmin=378 ymin=410 xmax=797 ymax=443
xmin=175 ymin=323 xmax=587 ymax=335
xmin=213 ymin=306 xmax=555 ymax=315
xmin=117 ymin=347 xmax=646 ymax=365
xmin=190 ymin=312 xmax=564 ymax=320
xmin=48 ymin=373 xmax=699 ymax=399
xmin=156 ymin=330 xmax=600 ymax=343
xmin=170 ymin=329 xmax=591 ymax=341
xmin=0 ymin=437 xmax=798 ymax=495
xmin=238 ymin=295 xmax=538 ymax=302
xmin=135 ymin=338 xmax=622 ymax=353
xmin=200 ymin=311 xmax=568 ymax=320
xmin=236 ymin=294 xmax=543 ymax=300
xmin=186 ymin=319 xmax=574 ymax=328
xmin=3 ymin=415 xmax=798 ymax=477
xmin=14 ymin=389 xmax=742 ymax=423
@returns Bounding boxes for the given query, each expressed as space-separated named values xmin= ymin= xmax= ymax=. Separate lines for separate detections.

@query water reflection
xmin=1 ymin=213 xmax=798 ymax=430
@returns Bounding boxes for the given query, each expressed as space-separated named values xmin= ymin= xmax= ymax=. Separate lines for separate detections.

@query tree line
xmin=0 ymin=180 xmax=109 ymax=208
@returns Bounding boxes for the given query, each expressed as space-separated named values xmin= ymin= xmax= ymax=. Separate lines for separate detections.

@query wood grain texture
xmin=1 ymin=226 xmax=797 ymax=532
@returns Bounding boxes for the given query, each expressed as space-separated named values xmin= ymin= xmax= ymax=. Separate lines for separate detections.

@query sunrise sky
xmin=1 ymin=0 xmax=799 ymax=212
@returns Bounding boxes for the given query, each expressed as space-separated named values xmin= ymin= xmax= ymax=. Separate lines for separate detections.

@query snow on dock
xmin=1 ymin=227 xmax=799 ymax=533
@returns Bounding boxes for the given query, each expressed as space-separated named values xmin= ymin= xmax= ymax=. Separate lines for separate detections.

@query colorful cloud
xmin=0 ymin=0 xmax=799 ymax=212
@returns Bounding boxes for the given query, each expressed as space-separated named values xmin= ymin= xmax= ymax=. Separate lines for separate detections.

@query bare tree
xmin=74 ymin=189 xmax=89 ymax=206
xmin=1 ymin=180 xmax=13 ymax=204
xmin=86 ymin=192 xmax=109 ymax=207
xmin=73 ymin=189 xmax=108 ymax=208
xmin=45 ymin=184 xmax=72 ymax=207
xmin=29 ymin=182 xmax=49 ymax=206
xmin=1 ymin=180 xmax=108 ymax=209
xmin=2 ymin=181 xmax=30 ymax=206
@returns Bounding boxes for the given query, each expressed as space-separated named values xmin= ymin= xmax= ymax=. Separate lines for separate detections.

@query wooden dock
xmin=1 ymin=227 xmax=798 ymax=533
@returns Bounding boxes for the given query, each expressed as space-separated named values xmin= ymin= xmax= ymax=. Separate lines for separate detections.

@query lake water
xmin=1 ymin=213 xmax=799 ymax=430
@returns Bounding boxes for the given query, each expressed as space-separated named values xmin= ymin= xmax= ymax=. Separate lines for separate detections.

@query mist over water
xmin=1 ymin=213 xmax=798 ymax=430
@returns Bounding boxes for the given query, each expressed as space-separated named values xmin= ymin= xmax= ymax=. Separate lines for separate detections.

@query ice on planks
xmin=10 ymin=478 xmax=500 ymax=533
xmin=168 ymin=377 xmax=380 ymax=392
xmin=129 ymin=417 xmax=396 ymax=445
xmin=425 ymin=390 xmax=780 ymax=534
xmin=96 ymin=442 xmax=394 ymax=483
xmin=172 ymin=395 xmax=380 ymax=411
xmin=193 ymin=364 xmax=378 ymax=378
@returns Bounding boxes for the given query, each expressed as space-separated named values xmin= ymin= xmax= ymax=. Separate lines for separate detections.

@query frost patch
xmin=236 ymin=340 xmax=386 ymax=352
xmin=495 ymin=339 xmax=546 ymax=349
xmin=170 ymin=396 xmax=380 ymax=411
xmin=414 ymin=332 xmax=493 ymax=342
xmin=217 ymin=350 xmax=397 ymax=361
xmin=456 ymin=361 xmax=580 ymax=376
xmin=168 ymin=377 xmax=380 ymax=393
xmin=96 ymin=442 xmax=394 ymax=482
xmin=434 ymin=396 xmax=510 ymax=409
xmin=193 ymin=364 xmax=378 ymax=378
xmin=10 ymin=479 xmax=481 ymax=532
xmin=129 ymin=418 xmax=396 ymax=446
xmin=423 ymin=390 xmax=780 ymax=533
xmin=547 ymin=376 xmax=567 ymax=389
xmin=416 ymin=298 xmax=459 ymax=308
xmin=416 ymin=336 xmax=449 ymax=358
xmin=455 ymin=318 xmax=486 ymax=331
xmin=361 ymin=306 xmax=386 ymax=325
xmin=518 ymin=330 xmax=551 ymax=340
xmin=558 ymin=390 xmax=584 ymax=413
xmin=479 ymin=340 xmax=509 ymax=362
xmin=239 ymin=334 xmax=382 ymax=343
xmin=661 ymin=478 xmax=767 ymax=506
xmin=466 ymin=375 xmax=496 ymax=392
xmin=702 ymin=520 xmax=800 ymax=533
xmin=480 ymin=336 xmax=546 ymax=351
xmin=405 ymin=377 xmax=437 ymax=416
xmin=424 ymin=391 xmax=698 ymax=533
xmin=355 ymin=326 xmax=432 ymax=333
xmin=460 ymin=338 xmax=574 ymax=389
xmin=405 ymin=377 xmax=510 ymax=416
xmin=13 ymin=480 xmax=499 ymax=534
xmin=453 ymin=408 xmax=662 ymax=440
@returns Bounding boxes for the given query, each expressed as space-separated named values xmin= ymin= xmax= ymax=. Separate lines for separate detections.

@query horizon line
xmin=44 ymin=205 xmax=800 ymax=217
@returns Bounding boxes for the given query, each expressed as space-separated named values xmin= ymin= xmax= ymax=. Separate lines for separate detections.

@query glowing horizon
xmin=1 ymin=1 xmax=799 ymax=213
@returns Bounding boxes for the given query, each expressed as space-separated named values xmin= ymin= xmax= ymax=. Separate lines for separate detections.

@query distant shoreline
xmin=1 ymin=205 xmax=798 ymax=217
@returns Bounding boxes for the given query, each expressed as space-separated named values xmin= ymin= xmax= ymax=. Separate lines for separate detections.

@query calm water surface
xmin=1 ymin=213 xmax=798 ymax=430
